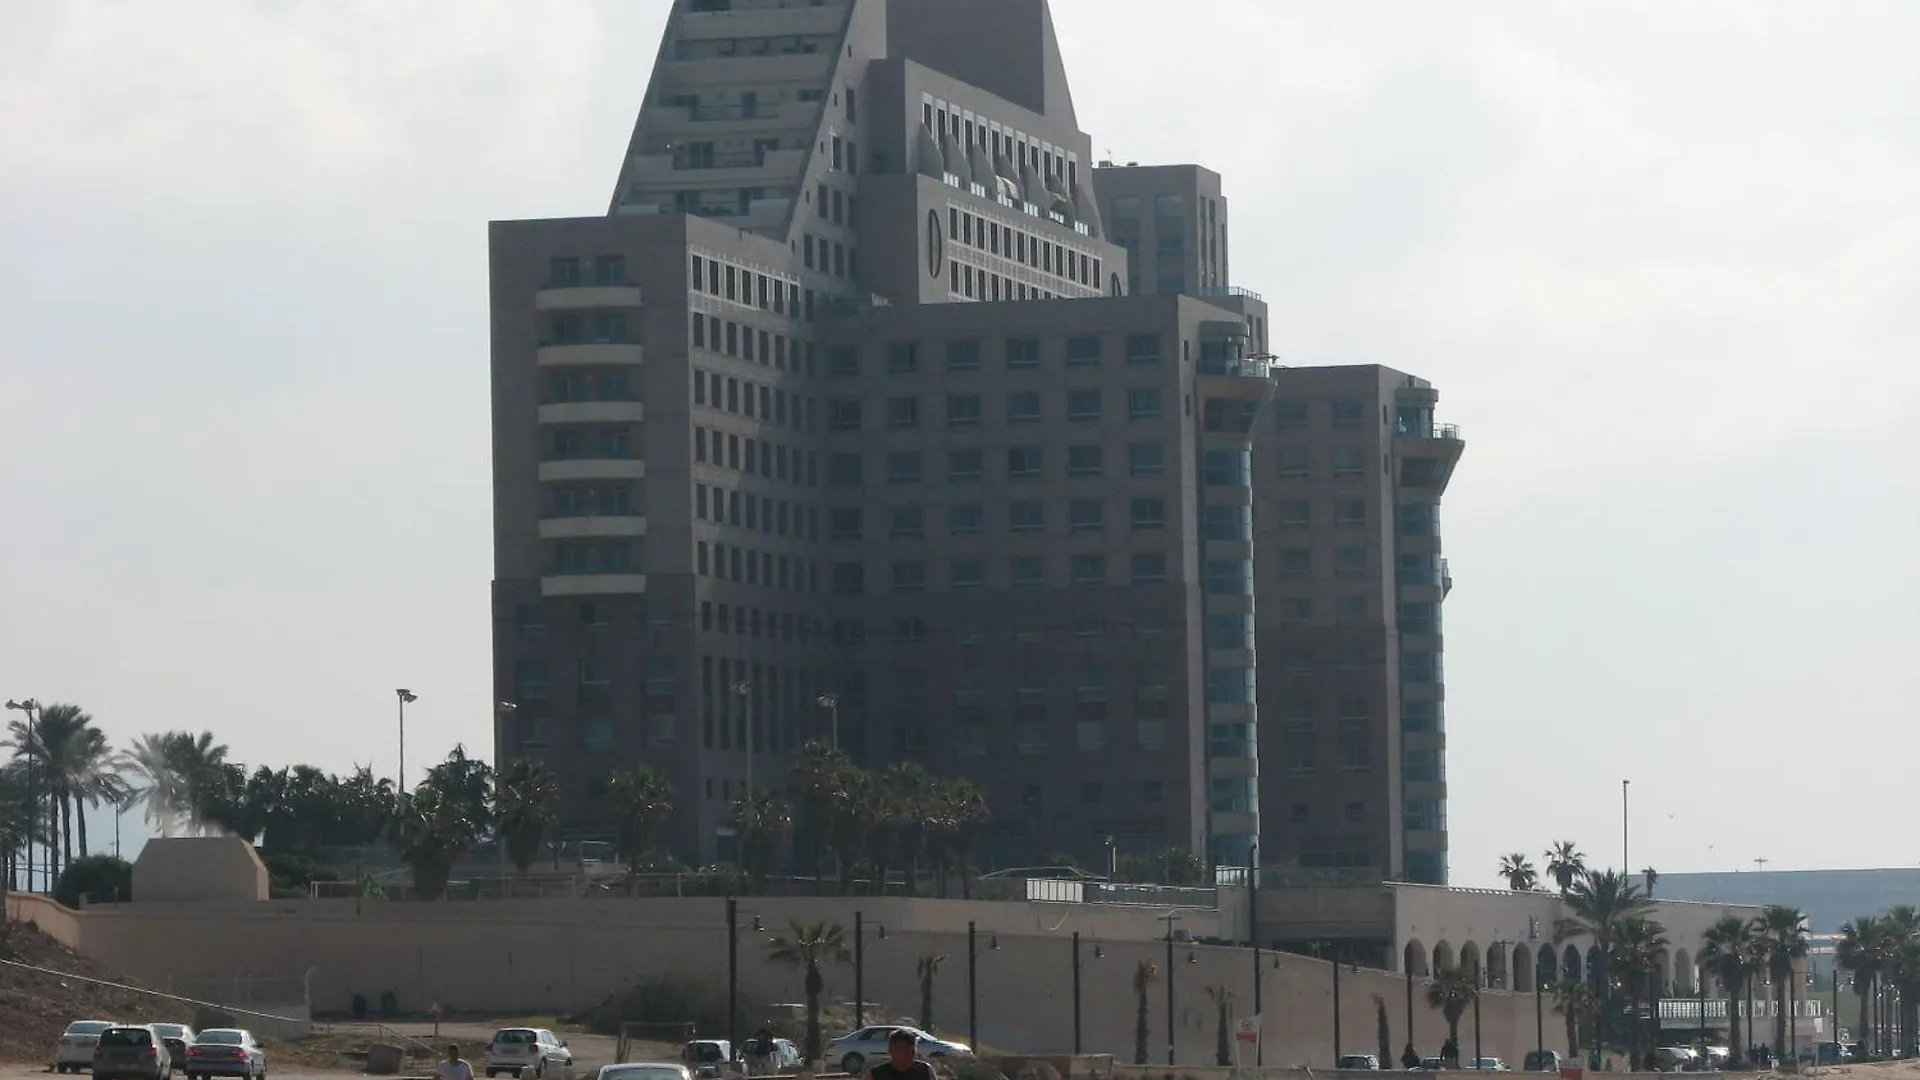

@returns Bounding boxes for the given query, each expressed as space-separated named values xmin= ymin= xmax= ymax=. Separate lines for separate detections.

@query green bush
xmin=575 ymin=974 xmax=730 ymax=1037
xmin=55 ymin=855 xmax=133 ymax=908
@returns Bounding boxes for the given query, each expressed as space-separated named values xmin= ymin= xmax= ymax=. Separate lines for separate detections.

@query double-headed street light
xmin=5 ymin=698 xmax=40 ymax=893
xmin=724 ymin=897 xmax=766 ymax=1049
xmin=854 ymin=911 xmax=889 ymax=1027
xmin=395 ymin=689 xmax=418 ymax=788
xmin=966 ymin=921 xmax=1000 ymax=1051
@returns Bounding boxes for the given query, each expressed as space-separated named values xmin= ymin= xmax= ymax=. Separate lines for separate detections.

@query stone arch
xmin=1538 ymin=946 xmax=1560 ymax=986
xmin=1487 ymin=943 xmax=1509 ymax=988
xmin=1586 ymin=946 xmax=1605 ymax=990
xmin=1513 ymin=943 xmax=1534 ymax=992
xmin=1562 ymin=945 xmax=1582 ymax=984
xmin=1674 ymin=947 xmax=1694 ymax=994
xmin=1651 ymin=948 xmax=1672 ymax=995
xmin=1460 ymin=940 xmax=1482 ymax=983
xmin=1405 ymin=939 xmax=1431 ymax=977
xmin=1433 ymin=940 xmax=1456 ymax=972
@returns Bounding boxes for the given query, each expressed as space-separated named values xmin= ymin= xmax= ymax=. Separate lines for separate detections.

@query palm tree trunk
xmin=77 ymin=800 xmax=89 ymax=858
xmin=1857 ymin=981 xmax=1872 ymax=1056
xmin=61 ymin=794 xmax=74 ymax=877
xmin=1730 ymin=976 xmax=1744 ymax=1063
xmin=1775 ymin=976 xmax=1788 ymax=1060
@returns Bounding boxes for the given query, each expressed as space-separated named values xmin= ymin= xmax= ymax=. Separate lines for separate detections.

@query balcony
xmin=539 ymin=515 xmax=648 ymax=541
xmin=1198 ymin=284 xmax=1265 ymax=302
xmin=536 ymin=286 xmax=643 ymax=312
xmin=541 ymin=574 xmax=647 ymax=598
xmin=538 ymin=401 xmax=644 ymax=425
xmin=538 ymin=458 xmax=645 ymax=483
xmin=536 ymin=342 xmax=643 ymax=367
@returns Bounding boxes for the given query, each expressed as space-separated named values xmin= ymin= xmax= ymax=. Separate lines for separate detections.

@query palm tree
xmin=608 ymin=766 xmax=674 ymax=871
xmin=1551 ymin=980 xmax=1595 ymax=1058
xmin=916 ymin=951 xmax=946 ymax=1029
xmin=493 ymin=759 xmax=559 ymax=875
xmin=1544 ymin=842 xmax=1586 ymax=893
xmin=1426 ymin=964 xmax=1478 ymax=1065
xmin=1132 ymin=959 xmax=1158 ymax=1065
xmin=1753 ymin=905 xmax=1808 ymax=1057
xmin=727 ymin=789 xmax=791 ymax=878
xmin=1884 ymin=906 xmax=1920 ymax=1058
xmin=1700 ymin=914 xmax=1759 ymax=1063
xmin=1558 ymin=869 xmax=1654 ymax=1057
xmin=122 ymin=730 xmax=229 ymax=836
xmin=765 ymin=920 xmax=850 ymax=1066
xmin=391 ymin=783 xmax=482 ymax=900
xmin=1611 ymin=916 xmax=1671 ymax=1065
xmin=4 ymin=703 xmax=125 ymax=875
xmin=1499 ymin=853 xmax=1538 ymax=891
xmin=1205 ymin=984 xmax=1236 ymax=1066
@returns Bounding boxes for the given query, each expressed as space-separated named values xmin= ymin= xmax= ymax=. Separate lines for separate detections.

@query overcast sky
xmin=2 ymin=0 xmax=1915 ymax=887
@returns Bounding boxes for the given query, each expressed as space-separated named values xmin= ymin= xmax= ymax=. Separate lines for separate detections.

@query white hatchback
xmin=56 ymin=1021 xmax=116 ymax=1073
xmin=484 ymin=1029 xmax=573 ymax=1080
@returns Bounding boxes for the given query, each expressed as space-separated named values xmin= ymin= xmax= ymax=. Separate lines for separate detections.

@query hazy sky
xmin=2 ymin=0 xmax=1915 ymax=887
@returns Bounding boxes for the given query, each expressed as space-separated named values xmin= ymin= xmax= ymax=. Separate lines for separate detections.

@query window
xmin=950 ymin=559 xmax=986 ymax=589
xmin=891 ymin=561 xmax=926 ymax=592
xmin=1332 ymin=448 xmax=1366 ymax=476
xmin=1068 ymin=445 xmax=1103 ymax=477
xmin=890 ymin=505 xmax=924 ymax=540
xmin=1400 ymin=601 xmax=1436 ymax=634
xmin=827 ymin=398 xmax=862 ymax=431
xmin=1279 ymin=597 xmax=1314 ymax=622
xmin=1070 ymin=554 xmax=1106 ymax=586
xmin=887 ymin=451 xmax=922 ymax=484
xmin=828 ymin=453 xmax=863 ymax=486
xmin=1069 ymin=499 xmax=1105 ymax=532
xmin=1332 ymin=398 xmax=1366 ymax=425
xmin=1204 ymin=613 xmax=1249 ymax=650
xmin=1007 ymin=446 xmax=1043 ymax=480
xmin=1005 ymin=336 xmax=1041 ymax=369
xmin=947 ymin=394 xmax=982 ymax=427
xmin=1011 ymin=556 xmax=1045 ymax=587
xmin=1403 ymin=700 xmax=1440 ymax=733
xmin=1067 ymin=390 xmax=1103 ymax=421
xmin=1274 ymin=399 xmax=1309 ymax=428
xmin=1278 ymin=501 xmax=1310 ymax=527
xmin=1279 ymin=548 xmax=1311 ymax=575
xmin=1124 ymin=333 xmax=1162 ymax=364
xmin=1278 ymin=449 xmax=1310 ymax=477
xmin=1335 ymin=546 xmax=1367 ymax=576
xmin=1009 ymin=501 xmax=1043 ymax=534
xmin=886 ymin=340 xmax=920 ymax=374
xmin=1130 ymin=497 xmax=1166 ymax=530
xmin=1282 ymin=717 xmax=1316 ymax=771
xmin=893 ymin=616 xmax=926 ymax=644
xmin=1204 ymin=504 xmax=1249 ymax=542
xmin=1077 ymin=723 xmax=1106 ymax=754
xmin=886 ymin=396 xmax=920 ymax=430
xmin=1206 ymin=667 xmax=1253 ymax=704
xmin=830 ymin=507 xmax=864 ymax=541
xmin=1006 ymin=391 xmax=1041 ymax=423
xmin=1204 ymin=449 xmax=1250 ymax=486
xmin=1127 ymin=387 xmax=1162 ymax=421
xmin=1064 ymin=335 xmax=1102 ymax=365
xmin=827 ymin=346 xmax=859 ymax=377
xmin=1336 ymin=499 xmax=1366 ymax=525
xmin=1129 ymin=442 xmax=1165 ymax=477
xmin=1205 ymin=560 xmax=1251 ymax=595
xmin=1130 ymin=552 xmax=1167 ymax=585
xmin=946 ymin=339 xmax=981 ymax=371
xmin=1404 ymin=749 xmax=1443 ymax=783
xmin=1335 ymin=595 xmax=1367 ymax=624
xmin=1291 ymin=803 xmax=1311 ymax=824
xmin=1279 ymin=648 xmax=1312 ymax=674
xmin=1205 ymin=398 xmax=1258 ymax=432
xmin=947 ymin=448 xmax=984 ymax=482
xmin=1143 ymin=780 xmax=1164 ymax=803
xmin=949 ymin=503 xmax=985 ymax=536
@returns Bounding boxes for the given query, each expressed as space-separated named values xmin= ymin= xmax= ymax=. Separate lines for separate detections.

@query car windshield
xmin=198 ymin=1032 xmax=245 ymax=1045
xmin=496 ymin=1031 xmax=539 ymax=1045
xmin=68 ymin=1022 xmax=114 ymax=1035
xmin=101 ymin=1030 xmax=152 ymax=1048
xmin=153 ymin=1026 xmax=189 ymax=1038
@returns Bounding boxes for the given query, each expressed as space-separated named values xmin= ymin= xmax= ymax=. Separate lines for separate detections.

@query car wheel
xmin=841 ymin=1054 xmax=864 ymax=1076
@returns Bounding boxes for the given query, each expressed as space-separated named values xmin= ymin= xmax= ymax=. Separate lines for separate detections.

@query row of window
xmin=946 ymin=259 xmax=1086 ymax=303
xmin=551 ymin=541 xmax=636 ymax=575
xmin=825 ymin=442 xmax=1168 ymax=486
xmin=695 ymin=483 xmax=818 ymax=541
xmin=547 ymin=368 xmax=635 ymax=404
xmin=1015 ymin=780 xmax=1166 ymax=807
xmin=511 ymin=655 xmax=675 ymax=702
xmin=547 ymin=254 xmax=627 ymax=288
xmin=548 ymin=483 xmax=637 ymax=518
xmin=698 ymin=541 xmax=819 ymax=592
xmin=826 ymin=333 xmax=1163 ymax=377
xmin=925 ymin=98 xmax=1081 ymax=195
xmin=802 ymin=233 xmax=856 ymax=279
xmin=825 ymin=386 xmax=1165 ymax=431
xmin=546 ymin=312 xmax=630 ymax=346
xmin=691 ymin=314 xmax=818 ymax=375
xmin=827 ymin=496 xmax=1171 ymax=541
xmin=547 ymin=426 xmax=635 ymax=462
xmin=1287 ymin=800 xmax=1372 ymax=826
xmin=1278 ymin=716 xmax=1375 ymax=772
xmin=1276 ymin=448 xmax=1394 ymax=480
xmin=699 ymin=655 xmax=824 ymax=755
xmin=946 ymin=205 xmax=1102 ymax=287
xmin=827 ymin=552 xmax=1181 ymax=593
xmin=693 ymin=426 xmax=817 ymax=485
xmin=694 ymin=368 xmax=814 ymax=430
xmin=689 ymin=252 xmax=809 ymax=322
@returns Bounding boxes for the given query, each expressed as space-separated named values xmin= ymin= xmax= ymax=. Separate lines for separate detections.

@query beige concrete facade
xmin=130 ymin=836 xmax=269 ymax=904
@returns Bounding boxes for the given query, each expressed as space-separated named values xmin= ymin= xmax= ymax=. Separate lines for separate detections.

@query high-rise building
xmin=489 ymin=0 xmax=1463 ymax=881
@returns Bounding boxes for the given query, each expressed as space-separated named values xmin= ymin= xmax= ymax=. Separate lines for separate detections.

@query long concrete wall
xmin=7 ymin=893 xmax=1551 ymax=1067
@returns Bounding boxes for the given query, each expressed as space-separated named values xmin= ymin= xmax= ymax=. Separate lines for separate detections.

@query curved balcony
xmin=538 ymin=515 xmax=649 ymax=541
xmin=536 ymin=342 xmax=643 ymax=367
xmin=536 ymin=286 xmax=642 ymax=312
xmin=541 ymin=573 xmax=647 ymax=598
xmin=538 ymin=458 xmax=646 ymax=483
xmin=538 ymin=401 xmax=644 ymax=425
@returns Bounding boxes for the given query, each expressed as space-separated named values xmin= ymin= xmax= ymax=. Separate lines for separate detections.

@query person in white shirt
xmin=437 ymin=1044 xmax=476 ymax=1080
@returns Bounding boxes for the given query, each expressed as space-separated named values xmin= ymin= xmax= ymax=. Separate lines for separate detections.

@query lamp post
xmin=1332 ymin=944 xmax=1345 ymax=1066
xmin=1072 ymin=931 xmax=1083 ymax=1054
xmin=814 ymin=694 xmax=839 ymax=751
xmin=724 ymin=898 xmax=764 ymax=1050
xmin=1622 ymin=779 xmax=1631 ymax=873
xmin=966 ymin=922 xmax=996 ymax=1049
xmin=1472 ymin=953 xmax=1485 ymax=1071
xmin=854 ymin=911 xmax=888 ymax=1027
xmin=5 ymin=698 xmax=39 ymax=893
xmin=1249 ymin=845 xmax=1262 ymax=1067
xmin=1161 ymin=913 xmax=1185 ymax=1065
xmin=733 ymin=679 xmax=754 ymax=793
xmin=395 ymin=689 xmax=417 ymax=788
xmin=1406 ymin=944 xmax=1418 ymax=1061
xmin=1536 ymin=952 xmax=1548 ymax=1061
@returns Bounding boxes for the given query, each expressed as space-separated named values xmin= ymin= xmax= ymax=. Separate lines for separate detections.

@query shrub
xmin=55 ymin=855 xmax=133 ymax=908
xmin=576 ymin=974 xmax=730 ymax=1037
xmin=194 ymin=1007 xmax=238 ymax=1031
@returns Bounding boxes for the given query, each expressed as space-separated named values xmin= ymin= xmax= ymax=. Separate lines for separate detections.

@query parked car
xmin=1339 ymin=1054 xmax=1383 ymax=1070
xmin=150 ymin=1025 xmax=196 ymax=1067
xmin=1521 ymin=1050 xmax=1563 ymax=1073
xmin=57 ymin=1020 xmax=116 ymax=1074
xmin=183 ymin=1029 xmax=266 ymax=1080
xmin=597 ymin=1066 xmax=692 ymax=1080
xmin=92 ymin=1025 xmax=173 ymax=1080
xmin=824 ymin=1027 xmax=973 ymax=1076
xmin=769 ymin=1040 xmax=802 ymax=1071
xmin=679 ymin=1041 xmax=732 ymax=1080
xmin=486 ymin=1029 xmax=574 ymax=1080
xmin=1471 ymin=1058 xmax=1510 ymax=1071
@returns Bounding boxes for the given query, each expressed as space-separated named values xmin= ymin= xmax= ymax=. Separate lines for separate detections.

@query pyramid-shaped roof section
xmin=884 ymin=0 xmax=1079 ymax=129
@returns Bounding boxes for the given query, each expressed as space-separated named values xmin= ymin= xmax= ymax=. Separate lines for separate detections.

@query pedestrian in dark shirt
xmin=866 ymin=1030 xmax=933 ymax=1080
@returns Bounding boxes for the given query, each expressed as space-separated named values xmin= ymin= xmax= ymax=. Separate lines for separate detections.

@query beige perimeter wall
xmin=7 ymin=893 xmax=1552 ymax=1067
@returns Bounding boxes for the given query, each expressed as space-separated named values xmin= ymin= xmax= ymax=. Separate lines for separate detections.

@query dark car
xmin=183 ymin=1029 xmax=265 ymax=1080
xmin=93 ymin=1025 xmax=172 ymax=1080
xmin=150 ymin=1026 xmax=196 ymax=1068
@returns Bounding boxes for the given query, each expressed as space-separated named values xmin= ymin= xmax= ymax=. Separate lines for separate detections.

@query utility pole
xmin=1622 ymin=779 xmax=1630 ymax=876
xmin=395 ymin=689 xmax=417 ymax=789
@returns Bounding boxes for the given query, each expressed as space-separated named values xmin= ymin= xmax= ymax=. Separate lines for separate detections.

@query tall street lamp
xmin=1536 ymin=951 xmax=1548 ymax=1062
xmin=395 ymin=689 xmax=417 ymax=788
xmin=1161 ymin=913 xmax=1186 ymax=1065
xmin=814 ymin=694 xmax=839 ymax=751
xmin=724 ymin=897 xmax=764 ymax=1049
xmin=1483 ymin=940 xmax=1510 ymax=1071
xmin=966 ymin=921 xmax=998 ymax=1049
xmin=1071 ymin=931 xmax=1083 ymax=1055
xmin=5 ymin=698 xmax=39 ymax=893
xmin=1406 ymin=944 xmax=1418 ymax=1062
xmin=732 ymin=680 xmax=754 ymax=793
xmin=854 ymin=911 xmax=888 ymax=1027
xmin=1248 ymin=845 xmax=1263 ymax=1067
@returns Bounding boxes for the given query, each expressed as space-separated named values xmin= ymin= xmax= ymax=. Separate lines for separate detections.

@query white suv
xmin=484 ymin=1029 xmax=573 ymax=1080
